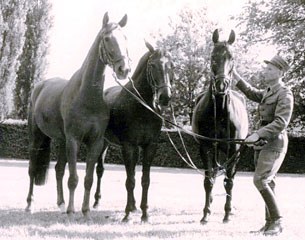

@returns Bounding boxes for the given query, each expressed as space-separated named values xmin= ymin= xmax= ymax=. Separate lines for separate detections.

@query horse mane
xmin=131 ymin=51 xmax=151 ymax=80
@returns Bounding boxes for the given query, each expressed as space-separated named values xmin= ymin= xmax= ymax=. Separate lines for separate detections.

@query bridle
xmin=210 ymin=64 xmax=234 ymax=96
xmin=146 ymin=52 xmax=172 ymax=95
xmin=209 ymin=58 xmax=235 ymax=171
xmin=98 ymin=24 xmax=129 ymax=68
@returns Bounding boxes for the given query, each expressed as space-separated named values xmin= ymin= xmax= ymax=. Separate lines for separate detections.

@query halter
xmin=98 ymin=24 xmax=129 ymax=68
xmin=210 ymin=64 xmax=234 ymax=96
xmin=145 ymin=52 xmax=172 ymax=105
xmin=209 ymin=63 xmax=234 ymax=170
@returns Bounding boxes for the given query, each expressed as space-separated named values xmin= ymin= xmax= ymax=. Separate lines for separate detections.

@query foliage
xmin=0 ymin=0 xmax=28 ymax=119
xmin=153 ymin=4 xmax=264 ymax=129
xmin=13 ymin=0 xmax=52 ymax=120
xmin=154 ymin=6 xmax=217 ymax=125
xmin=235 ymin=0 xmax=305 ymax=129
xmin=0 ymin=0 xmax=52 ymax=120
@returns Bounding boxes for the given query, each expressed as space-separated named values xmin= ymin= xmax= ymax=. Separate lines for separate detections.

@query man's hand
xmin=232 ymin=68 xmax=242 ymax=85
xmin=245 ymin=132 xmax=260 ymax=146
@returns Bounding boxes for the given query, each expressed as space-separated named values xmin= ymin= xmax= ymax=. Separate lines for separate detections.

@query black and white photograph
xmin=0 ymin=0 xmax=304 ymax=239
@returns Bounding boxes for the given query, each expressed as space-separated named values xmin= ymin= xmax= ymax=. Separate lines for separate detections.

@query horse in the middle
xmin=93 ymin=41 xmax=173 ymax=222
xmin=192 ymin=29 xmax=248 ymax=224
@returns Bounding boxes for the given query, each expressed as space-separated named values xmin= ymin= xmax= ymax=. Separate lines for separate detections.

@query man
xmin=233 ymin=55 xmax=294 ymax=236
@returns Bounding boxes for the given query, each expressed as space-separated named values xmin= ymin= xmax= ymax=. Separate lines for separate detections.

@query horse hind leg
xmin=26 ymin=124 xmax=51 ymax=212
xmin=93 ymin=144 xmax=108 ymax=209
xmin=55 ymin=142 xmax=67 ymax=212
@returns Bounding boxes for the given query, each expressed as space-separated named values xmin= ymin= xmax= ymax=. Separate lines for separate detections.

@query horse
xmin=25 ymin=12 xmax=130 ymax=218
xmin=92 ymin=41 xmax=173 ymax=222
xmin=192 ymin=29 xmax=248 ymax=224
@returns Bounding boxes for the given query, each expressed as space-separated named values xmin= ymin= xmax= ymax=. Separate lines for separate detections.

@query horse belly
xmin=111 ymin=118 xmax=161 ymax=146
xmin=31 ymin=79 xmax=66 ymax=139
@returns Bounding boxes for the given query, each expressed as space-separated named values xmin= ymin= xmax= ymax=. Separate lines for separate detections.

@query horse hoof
xmin=25 ymin=205 xmax=32 ymax=213
xmin=93 ymin=201 xmax=99 ymax=209
xmin=200 ymin=218 xmax=208 ymax=225
xmin=67 ymin=209 xmax=75 ymax=217
xmin=122 ymin=215 xmax=129 ymax=223
xmin=223 ymin=218 xmax=230 ymax=224
xmin=83 ymin=212 xmax=92 ymax=221
xmin=130 ymin=205 xmax=137 ymax=212
xmin=141 ymin=215 xmax=149 ymax=223
xmin=58 ymin=203 xmax=66 ymax=213
xmin=223 ymin=213 xmax=232 ymax=223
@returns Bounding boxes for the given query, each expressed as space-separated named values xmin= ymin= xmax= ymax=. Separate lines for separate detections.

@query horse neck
xmin=79 ymin=33 xmax=105 ymax=95
xmin=131 ymin=56 xmax=154 ymax=103
xmin=208 ymin=84 xmax=229 ymax=115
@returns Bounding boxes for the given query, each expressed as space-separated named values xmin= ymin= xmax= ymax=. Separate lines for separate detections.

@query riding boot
xmin=259 ymin=188 xmax=283 ymax=236
xmin=249 ymin=206 xmax=271 ymax=234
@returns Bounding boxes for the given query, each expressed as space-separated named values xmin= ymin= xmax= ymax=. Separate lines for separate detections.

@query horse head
xmin=211 ymin=29 xmax=235 ymax=95
xmin=145 ymin=41 xmax=173 ymax=107
xmin=99 ymin=12 xmax=130 ymax=79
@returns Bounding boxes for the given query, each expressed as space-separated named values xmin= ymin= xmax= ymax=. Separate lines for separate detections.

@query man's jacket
xmin=236 ymin=79 xmax=294 ymax=152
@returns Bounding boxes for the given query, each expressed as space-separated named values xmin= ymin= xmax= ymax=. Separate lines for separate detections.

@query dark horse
xmin=192 ymin=29 xmax=248 ymax=224
xmin=25 ymin=13 xmax=130 ymax=218
xmin=93 ymin=41 xmax=173 ymax=222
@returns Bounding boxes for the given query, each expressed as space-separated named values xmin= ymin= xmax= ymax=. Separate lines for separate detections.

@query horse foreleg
xmin=93 ymin=145 xmax=108 ymax=209
xmin=122 ymin=142 xmax=138 ymax=222
xmin=81 ymin=139 xmax=104 ymax=218
xmin=223 ymin=155 xmax=238 ymax=223
xmin=66 ymin=138 xmax=79 ymax=216
xmin=140 ymin=143 xmax=156 ymax=222
xmin=55 ymin=142 xmax=67 ymax=213
xmin=201 ymin=173 xmax=215 ymax=224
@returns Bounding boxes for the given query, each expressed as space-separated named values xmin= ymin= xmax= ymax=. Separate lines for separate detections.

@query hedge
xmin=1 ymin=121 xmax=305 ymax=174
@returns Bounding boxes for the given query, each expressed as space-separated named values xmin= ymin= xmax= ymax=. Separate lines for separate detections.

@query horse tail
xmin=30 ymin=138 xmax=51 ymax=186
xmin=28 ymin=101 xmax=52 ymax=186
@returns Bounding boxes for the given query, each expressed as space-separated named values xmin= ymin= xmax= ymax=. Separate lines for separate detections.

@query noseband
xmin=211 ymin=63 xmax=234 ymax=95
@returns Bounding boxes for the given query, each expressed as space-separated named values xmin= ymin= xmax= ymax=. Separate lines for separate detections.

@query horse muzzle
xmin=114 ymin=59 xmax=130 ymax=79
xmin=156 ymin=88 xmax=171 ymax=106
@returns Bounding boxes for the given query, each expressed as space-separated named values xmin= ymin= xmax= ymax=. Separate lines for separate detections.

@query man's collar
xmin=268 ymin=81 xmax=284 ymax=92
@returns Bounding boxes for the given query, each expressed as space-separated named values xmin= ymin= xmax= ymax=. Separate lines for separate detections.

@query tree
xmin=154 ymin=6 xmax=217 ymax=125
xmin=0 ymin=0 xmax=28 ymax=119
xmin=13 ymin=0 xmax=52 ymax=119
xmin=235 ymin=0 xmax=305 ymax=129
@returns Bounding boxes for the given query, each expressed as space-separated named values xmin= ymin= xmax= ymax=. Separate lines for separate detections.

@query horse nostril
xmin=118 ymin=66 xmax=128 ymax=76
xmin=159 ymin=94 xmax=170 ymax=106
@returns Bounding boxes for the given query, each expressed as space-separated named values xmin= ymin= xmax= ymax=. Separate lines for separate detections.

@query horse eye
xmin=104 ymin=36 xmax=110 ymax=42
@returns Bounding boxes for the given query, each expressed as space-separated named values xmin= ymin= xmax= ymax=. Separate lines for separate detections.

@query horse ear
xmin=228 ymin=30 xmax=235 ymax=44
xmin=145 ymin=40 xmax=155 ymax=53
xmin=103 ymin=12 xmax=109 ymax=27
xmin=212 ymin=29 xmax=219 ymax=43
xmin=118 ymin=14 xmax=127 ymax=27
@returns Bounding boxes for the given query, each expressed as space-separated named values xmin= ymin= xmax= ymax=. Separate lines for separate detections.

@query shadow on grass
xmin=0 ymin=208 xmax=118 ymax=226
xmin=0 ymin=207 xmax=206 ymax=239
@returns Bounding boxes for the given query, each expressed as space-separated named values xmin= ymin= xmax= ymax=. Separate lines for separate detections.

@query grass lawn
xmin=0 ymin=159 xmax=304 ymax=239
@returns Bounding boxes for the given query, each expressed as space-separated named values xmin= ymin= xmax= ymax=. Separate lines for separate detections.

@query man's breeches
xmin=253 ymin=150 xmax=286 ymax=191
